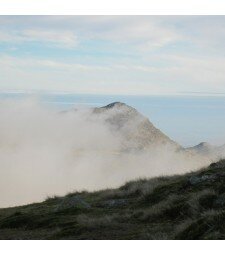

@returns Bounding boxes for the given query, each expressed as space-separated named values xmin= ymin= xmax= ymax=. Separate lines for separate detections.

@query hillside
xmin=1 ymin=160 xmax=225 ymax=239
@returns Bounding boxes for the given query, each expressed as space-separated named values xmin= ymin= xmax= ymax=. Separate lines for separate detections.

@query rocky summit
xmin=93 ymin=102 xmax=181 ymax=151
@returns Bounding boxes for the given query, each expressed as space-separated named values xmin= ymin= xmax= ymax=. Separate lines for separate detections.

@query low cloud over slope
xmin=0 ymin=99 xmax=220 ymax=207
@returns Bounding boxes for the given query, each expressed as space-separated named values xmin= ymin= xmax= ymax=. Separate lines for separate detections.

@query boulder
xmin=189 ymin=175 xmax=216 ymax=185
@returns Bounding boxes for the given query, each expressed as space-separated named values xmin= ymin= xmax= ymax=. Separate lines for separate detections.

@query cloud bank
xmin=0 ymin=99 xmax=216 ymax=207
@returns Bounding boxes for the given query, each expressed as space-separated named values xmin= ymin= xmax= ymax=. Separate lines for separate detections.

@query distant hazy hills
xmin=187 ymin=142 xmax=225 ymax=160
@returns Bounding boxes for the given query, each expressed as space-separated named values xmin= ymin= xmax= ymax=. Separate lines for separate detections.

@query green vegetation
xmin=1 ymin=160 xmax=225 ymax=239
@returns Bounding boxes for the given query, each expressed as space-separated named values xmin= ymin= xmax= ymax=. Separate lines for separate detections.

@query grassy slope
xmin=1 ymin=161 xmax=225 ymax=239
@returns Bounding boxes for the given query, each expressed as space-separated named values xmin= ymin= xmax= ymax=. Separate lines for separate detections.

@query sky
xmin=0 ymin=16 xmax=225 ymax=95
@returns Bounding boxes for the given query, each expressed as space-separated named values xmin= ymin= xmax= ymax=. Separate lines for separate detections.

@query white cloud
xmin=1 ymin=53 xmax=225 ymax=95
xmin=1 ymin=16 xmax=225 ymax=53
xmin=22 ymin=29 xmax=78 ymax=48
xmin=1 ymin=16 xmax=225 ymax=94
xmin=0 ymin=16 xmax=183 ymax=51
xmin=0 ymin=55 xmax=112 ymax=72
xmin=0 ymin=29 xmax=78 ymax=48
xmin=82 ymin=16 xmax=182 ymax=50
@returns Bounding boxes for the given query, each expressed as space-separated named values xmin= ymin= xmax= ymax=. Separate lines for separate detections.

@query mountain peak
xmin=93 ymin=101 xmax=138 ymax=116
xmin=93 ymin=102 xmax=181 ymax=151
xmin=101 ymin=102 xmax=126 ymax=109
xmin=100 ymin=102 xmax=137 ymax=112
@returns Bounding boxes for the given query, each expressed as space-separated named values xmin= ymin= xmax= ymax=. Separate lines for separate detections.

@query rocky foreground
xmin=1 ymin=160 xmax=225 ymax=239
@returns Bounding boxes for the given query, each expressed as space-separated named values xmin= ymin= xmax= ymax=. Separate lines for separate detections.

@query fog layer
xmin=0 ymin=99 xmax=216 ymax=207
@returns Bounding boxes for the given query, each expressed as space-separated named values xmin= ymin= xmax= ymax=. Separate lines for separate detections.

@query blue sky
xmin=0 ymin=16 xmax=225 ymax=95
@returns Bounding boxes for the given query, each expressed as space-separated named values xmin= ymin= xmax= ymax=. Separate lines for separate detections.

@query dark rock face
xmin=100 ymin=102 xmax=126 ymax=109
xmin=189 ymin=175 xmax=216 ymax=185
xmin=189 ymin=171 xmax=225 ymax=186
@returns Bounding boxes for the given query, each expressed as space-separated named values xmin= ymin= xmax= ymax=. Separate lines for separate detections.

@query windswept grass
xmin=1 ymin=160 xmax=225 ymax=239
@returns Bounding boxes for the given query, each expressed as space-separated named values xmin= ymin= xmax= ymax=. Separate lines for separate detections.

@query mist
xmin=0 ymin=99 xmax=217 ymax=207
